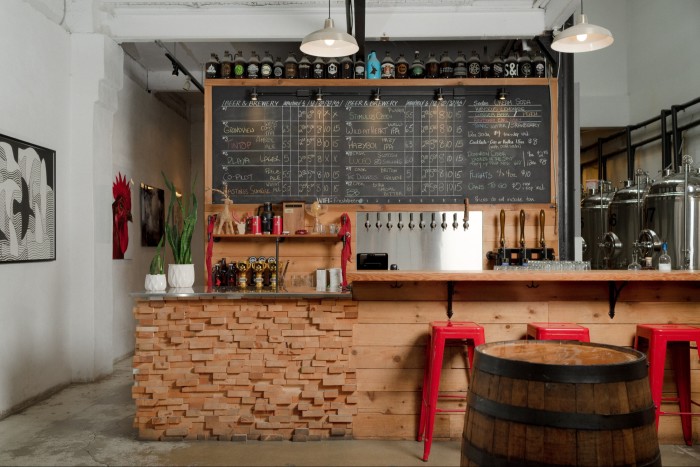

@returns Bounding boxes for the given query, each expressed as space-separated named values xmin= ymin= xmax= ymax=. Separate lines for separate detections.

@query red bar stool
xmin=634 ymin=324 xmax=700 ymax=446
xmin=526 ymin=322 xmax=591 ymax=342
xmin=417 ymin=321 xmax=485 ymax=462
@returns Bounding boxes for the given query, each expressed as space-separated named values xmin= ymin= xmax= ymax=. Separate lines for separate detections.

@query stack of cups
xmin=316 ymin=269 xmax=327 ymax=291
xmin=329 ymin=268 xmax=342 ymax=292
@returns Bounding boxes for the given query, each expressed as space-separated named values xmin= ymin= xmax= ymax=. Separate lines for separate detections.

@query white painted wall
xmin=0 ymin=0 xmax=72 ymax=415
xmin=111 ymin=75 xmax=193 ymax=361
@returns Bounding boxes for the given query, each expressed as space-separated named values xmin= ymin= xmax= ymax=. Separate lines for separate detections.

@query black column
xmin=558 ymin=51 xmax=575 ymax=260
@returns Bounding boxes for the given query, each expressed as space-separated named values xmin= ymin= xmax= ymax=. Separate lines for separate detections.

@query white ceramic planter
xmin=145 ymin=274 xmax=167 ymax=292
xmin=167 ymin=264 xmax=195 ymax=288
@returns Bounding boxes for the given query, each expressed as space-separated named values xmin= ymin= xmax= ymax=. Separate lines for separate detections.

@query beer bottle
xmin=395 ymin=53 xmax=409 ymax=79
xmin=425 ymin=53 xmax=439 ymax=79
xmin=220 ymin=50 xmax=233 ymax=79
xmin=453 ymin=51 xmax=467 ymax=78
xmin=381 ymin=51 xmax=395 ymax=79
xmin=504 ymin=51 xmax=518 ymax=78
xmin=354 ymin=57 xmax=365 ymax=79
xmin=480 ymin=47 xmax=491 ymax=78
xmin=273 ymin=57 xmax=284 ymax=79
xmin=233 ymin=50 xmax=246 ymax=79
xmin=205 ymin=53 xmax=220 ymax=79
xmin=490 ymin=55 xmax=504 ymax=78
xmin=518 ymin=52 xmax=532 ymax=78
xmin=260 ymin=51 xmax=273 ymax=78
xmin=467 ymin=50 xmax=481 ymax=79
xmin=312 ymin=56 xmax=325 ymax=78
xmin=532 ymin=50 xmax=546 ymax=78
xmin=340 ymin=56 xmax=354 ymax=79
xmin=439 ymin=51 xmax=454 ymax=78
xmin=284 ymin=52 xmax=298 ymax=79
xmin=326 ymin=56 xmax=339 ymax=79
xmin=298 ymin=55 xmax=311 ymax=79
xmin=409 ymin=51 xmax=425 ymax=79
xmin=246 ymin=51 xmax=260 ymax=79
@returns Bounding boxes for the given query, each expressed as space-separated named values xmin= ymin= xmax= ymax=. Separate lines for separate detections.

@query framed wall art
xmin=0 ymin=134 xmax=56 ymax=263
xmin=140 ymin=183 xmax=164 ymax=247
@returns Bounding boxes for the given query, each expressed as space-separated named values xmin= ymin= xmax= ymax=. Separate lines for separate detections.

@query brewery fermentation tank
xmin=581 ymin=181 xmax=615 ymax=269
xmin=605 ymin=172 xmax=650 ymax=269
xmin=642 ymin=156 xmax=700 ymax=270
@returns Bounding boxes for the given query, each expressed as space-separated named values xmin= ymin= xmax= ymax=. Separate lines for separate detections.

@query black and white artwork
xmin=140 ymin=183 xmax=164 ymax=247
xmin=0 ymin=134 xmax=56 ymax=263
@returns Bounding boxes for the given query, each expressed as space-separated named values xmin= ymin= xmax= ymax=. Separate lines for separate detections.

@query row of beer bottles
xmin=204 ymin=49 xmax=547 ymax=80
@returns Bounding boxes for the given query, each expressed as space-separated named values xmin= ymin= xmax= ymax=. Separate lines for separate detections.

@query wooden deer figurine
xmin=208 ymin=185 xmax=238 ymax=235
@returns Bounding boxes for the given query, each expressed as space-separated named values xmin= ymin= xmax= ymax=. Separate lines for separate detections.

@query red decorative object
xmin=112 ymin=172 xmax=132 ymax=259
xmin=338 ymin=213 xmax=352 ymax=288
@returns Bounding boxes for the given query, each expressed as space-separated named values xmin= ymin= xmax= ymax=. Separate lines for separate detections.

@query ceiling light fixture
xmin=250 ymin=88 xmax=258 ymax=101
xmin=551 ymin=0 xmax=613 ymax=53
xmin=300 ymin=0 xmax=359 ymax=58
xmin=435 ymin=88 xmax=444 ymax=102
xmin=497 ymin=88 xmax=508 ymax=101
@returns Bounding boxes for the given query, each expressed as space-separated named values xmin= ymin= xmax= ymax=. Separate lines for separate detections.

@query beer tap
xmin=364 ymin=213 xmax=371 ymax=231
xmin=452 ymin=213 xmax=459 ymax=230
xmin=430 ymin=213 xmax=437 ymax=230
xmin=499 ymin=209 xmax=506 ymax=262
xmin=463 ymin=198 xmax=470 ymax=230
xmin=441 ymin=213 xmax=448 ymax=231
xmin=408 ymin=213 xmax=416 ymax=230
xmin=419 ymin=213 xmax=426 ymax=230
xmin=519 ymin=209 xmax=527 ymax=264
xmin=397 ymin=213 xmax=404 ymax=231
xmin=539 ymin=209 xmax=547 ymax=259
xmin=375 ymin=212 xmax=382 ymax=230
xmin=386 ymin=213 xmax=393 ymax=231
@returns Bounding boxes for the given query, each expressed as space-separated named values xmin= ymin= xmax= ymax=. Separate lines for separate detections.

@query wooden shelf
xmin=214 ymin=233 xmax=340 ymax=241
xmin=204 ymin=77 xmax=554 ymax=88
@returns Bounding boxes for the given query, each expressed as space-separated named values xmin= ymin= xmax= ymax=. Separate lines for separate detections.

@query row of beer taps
xmin=487 ymin=208 xmax=554 ymax=265
xmin=363 ymin=199 xmax=470 ymax=232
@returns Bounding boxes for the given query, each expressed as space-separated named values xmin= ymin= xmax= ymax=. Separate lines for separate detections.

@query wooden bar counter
xmin=347 ymin=270 xmax=700 ymax=444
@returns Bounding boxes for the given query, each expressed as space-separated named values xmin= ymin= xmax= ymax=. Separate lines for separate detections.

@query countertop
xmin=131 ymin=286 xmax=351 ymax=300
xmin=347 ymin=270 xmax=700 ymax=282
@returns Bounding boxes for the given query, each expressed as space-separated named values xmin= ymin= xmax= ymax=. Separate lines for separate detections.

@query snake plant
xmin=162 ymin=172 xmax=198 ymax=264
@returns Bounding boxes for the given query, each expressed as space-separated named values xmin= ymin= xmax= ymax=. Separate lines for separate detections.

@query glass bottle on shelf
xmin=246 ymin=51 xmax=260 ymax=79
xmin=298 ymin=55 xmax=311 ymax=79
xmin=439 ymin=51 xmax=453 ymax=78
xmin=504 ymin=51 xmax=518 ymax=78
xmin=518 ymin=52 xmax=533 ymax=78
xmin=381 ymin=51 xmax=395 ymax=79
xmin=273 ymin=56 xmax=284 ymax=79
xmin=233 ymin=50 xmax=246 ymax=79
xmin=205 ymin=53 xmax=221 ymax=79
xmin=480 ymin=47 xmax=491 ymax=77
xmin=490 ymin=55 xmax=504 ymax=78
xmin=260 ymin=51 xmax=273 ymax=78
xmin=425 ymin=53 xmax=439 ymax=78
xmin=658 ymin=242 xmax=672 ymax=271
xmin=467 ymin=50 xmax=481 ymax=78
xmin=220 ymin=50 xmax=233 ymax=79
xmin=340 ymin=56 xmax=354 ymax=78
xmin=395 ymin=53 xmax=409 ymax=79
xmin=453 ymin=51 xmax=467 ymax=78
xmin=284 ymin=52 xmax=298 ymax=79
xmin=409 ymin=51 xmax=425 ymax=78
xmin=532 ymin=50 xmax=546 ymax=77
xmin=354 ymin=57 xmax=365 ymax=79
xmin=326 ymin=56 xmax=339 ymax=79
xmin=312 ymin=56 xmax=325 ymax=78
xmin=628 ymin=248 xmax=642 ymax=270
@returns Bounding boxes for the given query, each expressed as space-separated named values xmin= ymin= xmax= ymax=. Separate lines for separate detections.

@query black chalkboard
xmin=211 ymin=85 xmax=551 ymax=204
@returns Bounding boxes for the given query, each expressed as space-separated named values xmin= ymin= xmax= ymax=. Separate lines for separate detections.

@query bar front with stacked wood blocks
xmin=132 ymin=297 xmax=358 ymax=441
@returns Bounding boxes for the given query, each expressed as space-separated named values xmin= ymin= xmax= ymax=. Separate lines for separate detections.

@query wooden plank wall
xmin=349 ymin=282 xmax=700 ymax=444
xmin=203 ymin=203 xmax=558 ymax=286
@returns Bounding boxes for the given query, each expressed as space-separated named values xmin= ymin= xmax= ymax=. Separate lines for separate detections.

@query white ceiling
xmin=28 ymin=0 xmax=579 ymax=93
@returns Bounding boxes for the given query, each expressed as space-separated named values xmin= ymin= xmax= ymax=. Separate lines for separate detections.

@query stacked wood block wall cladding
xmin=132 ymin=297 xmax=358 ymax=441
xmin=349 ymin=278 xmax=700 ymax=444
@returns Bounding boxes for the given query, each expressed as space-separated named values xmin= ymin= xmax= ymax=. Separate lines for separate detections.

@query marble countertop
xmin=131 ymin=286 xmax=351 ymax=300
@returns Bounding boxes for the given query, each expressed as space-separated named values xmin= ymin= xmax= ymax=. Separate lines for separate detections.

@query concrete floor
xmin=2 ymin=358 xmax=700 ymax=466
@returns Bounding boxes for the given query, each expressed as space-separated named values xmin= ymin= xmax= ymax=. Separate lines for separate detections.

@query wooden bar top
xmin=348 ymin=270 xmax=700 ymax=283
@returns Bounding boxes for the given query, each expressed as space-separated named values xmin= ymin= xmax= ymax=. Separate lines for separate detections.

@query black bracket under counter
xmin=607 ymin=281 xmax=628 ymax=319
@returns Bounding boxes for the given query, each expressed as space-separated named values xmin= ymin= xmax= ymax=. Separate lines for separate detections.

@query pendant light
xmin=300 ymin=0 xmax=359 ymax=58
xmin=551 ymin=0 xmax=613 ymax=53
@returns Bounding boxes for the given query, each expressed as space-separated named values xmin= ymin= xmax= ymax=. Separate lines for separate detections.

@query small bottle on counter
xmin=205 ymin=53 xmax=221 ymax=79
xmin=658 ymin=243 xmax=672 ymax=271
xmin=220 ymin=50 xmax=233 ymax=79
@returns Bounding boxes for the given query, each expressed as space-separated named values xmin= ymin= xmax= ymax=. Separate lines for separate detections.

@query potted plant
xmin=163 ymin=172 xmax=198 ymax=288
xmin=144 ymin=235 xmax=167 ymax=291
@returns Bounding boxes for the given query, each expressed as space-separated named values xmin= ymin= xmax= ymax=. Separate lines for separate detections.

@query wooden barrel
xmin=461 ymin=340 xmax=660 ymax=467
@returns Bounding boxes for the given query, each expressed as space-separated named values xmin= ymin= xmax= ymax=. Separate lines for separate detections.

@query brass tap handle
xmin=463 ymin=198 xmax=470 ymax=230
xmin=539 ymin=209 xmax=546 ymax=248
xmin=519 ymin=209 xmax=525 ymax=248
xmin=499 ymin=209 xmax=505 ymax=248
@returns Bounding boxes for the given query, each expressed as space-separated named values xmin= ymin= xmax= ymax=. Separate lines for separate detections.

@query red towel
xmin=338 ymin=213 xmax=352 ymax=289
xmin=205 ymin=215 xmax=216 ymax=289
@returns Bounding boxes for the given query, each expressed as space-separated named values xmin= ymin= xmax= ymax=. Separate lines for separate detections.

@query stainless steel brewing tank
xmin=643 ymin=162 xmax=700 ymax=270
xmin=606 ymin=179 xmax=649 ymax=269
xmin=581 ymin=182 xmax=615 ymax=269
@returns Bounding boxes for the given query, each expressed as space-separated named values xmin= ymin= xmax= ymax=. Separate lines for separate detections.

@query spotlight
xmin=497 ymin=88 xmax=508 ymax=101
xmin=435 ymin=88 xmax=444 ymax=102
xmin=371 ymin=89 xmax=381 ymax=102
xmin=315 ymin=89 xmax=324 ymax=101
xmin=250 ymin=88 xmax=258 ymax=101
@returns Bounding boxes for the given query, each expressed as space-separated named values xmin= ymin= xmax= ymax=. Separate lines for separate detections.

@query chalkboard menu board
xmin=211 ymin=85 xmax=551 ymax=204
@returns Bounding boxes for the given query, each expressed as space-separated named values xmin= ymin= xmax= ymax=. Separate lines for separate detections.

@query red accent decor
xmin=112 ymin=172 xmax=132 ymax=259
xmin=338 ymin=213 xmax=352 ymax=288
xmin=526 ymin=322 xmax=591 ymax=342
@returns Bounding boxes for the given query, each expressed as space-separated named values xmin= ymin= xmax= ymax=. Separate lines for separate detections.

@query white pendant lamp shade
xmin=552 ymin=13 xmax=613 ymax=53
xmin=300 ymin=17 xmax=359 ymax=58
